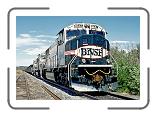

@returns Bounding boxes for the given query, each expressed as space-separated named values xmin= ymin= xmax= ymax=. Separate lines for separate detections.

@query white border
xmin=8 ymin=8 xmax=148 ymax=110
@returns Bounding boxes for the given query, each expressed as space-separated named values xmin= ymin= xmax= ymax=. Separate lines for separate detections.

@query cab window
xmin=89 ymin=30 xmax=105 ymax=36
xmin=66 ymin=30 xmax=86 ymax=39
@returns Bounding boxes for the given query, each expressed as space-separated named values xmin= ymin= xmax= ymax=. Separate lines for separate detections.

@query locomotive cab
xmin=65 ymin=34 xmax=117 ymax=91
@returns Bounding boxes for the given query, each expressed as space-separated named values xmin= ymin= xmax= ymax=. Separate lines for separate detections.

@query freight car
xmin=32 ymin=23 xmax=118 ymax=91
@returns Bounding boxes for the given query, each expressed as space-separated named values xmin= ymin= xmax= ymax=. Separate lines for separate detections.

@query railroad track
xmin=41 ymin=85 xmax=61 ymax=100
xmin=26 ymin=72 xmax=138 ymax=100
xmin=37 ymin=77 xmax=98 ymax=100
xmin=105 ymin=91 xmax=137 ymax=100
xmin=26 ymin=72 xmax=95 ymax=99
xmin=16 ymin=74 xmax=31 ymax=100
xmin=82 ymin=91 xmax=138 ymax=100
xmin=41 ymin=77 xmax=138 ymax=100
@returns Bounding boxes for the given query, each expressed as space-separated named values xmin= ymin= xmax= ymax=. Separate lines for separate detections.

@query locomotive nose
xmin=75 ymin=34 xmax=110 ymax=60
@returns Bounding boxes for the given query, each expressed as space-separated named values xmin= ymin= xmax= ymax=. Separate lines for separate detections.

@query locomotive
xmin=29 ymin=23 xmax=118 ymax=91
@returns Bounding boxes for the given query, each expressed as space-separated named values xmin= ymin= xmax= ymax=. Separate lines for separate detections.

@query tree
xmin=110 ymin=44 xmax=140 ymax=95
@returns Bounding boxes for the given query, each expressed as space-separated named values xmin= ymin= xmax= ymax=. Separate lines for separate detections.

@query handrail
xmin=110 ymin=54 xmax=118 ymax=76
xmin=67 ymin=55 xmax=77 ymax=86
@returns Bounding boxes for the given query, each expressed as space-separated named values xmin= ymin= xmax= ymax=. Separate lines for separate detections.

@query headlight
xmin=82 ymin=59 xmax=86 ymax=63
xmin=106 ymin=59 xmax=111 ymax=64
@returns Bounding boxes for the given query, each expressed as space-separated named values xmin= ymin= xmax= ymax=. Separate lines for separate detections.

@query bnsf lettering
xmin=81 ymin=48 xmax=103 ymax=57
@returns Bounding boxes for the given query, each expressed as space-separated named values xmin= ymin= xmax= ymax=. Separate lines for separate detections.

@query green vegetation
xmin=111 ymin=44 xmax=140 ymax=95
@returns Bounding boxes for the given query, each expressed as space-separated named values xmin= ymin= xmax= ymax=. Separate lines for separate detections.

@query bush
xmin=111 ymin=46 xmax=140 ymax=95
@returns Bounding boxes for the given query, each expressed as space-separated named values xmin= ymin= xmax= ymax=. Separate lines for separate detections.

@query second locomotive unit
xmin=31 ymin=23 xmax=118 ymax=91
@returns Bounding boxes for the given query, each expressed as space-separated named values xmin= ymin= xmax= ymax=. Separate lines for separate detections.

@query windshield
xmin=78 ymin=35 xmax=110 ymax=50
xmin=89 ymin=30 xmax=105 ymax=36
xmin=66 ymin=30 xmax=86 ymax=39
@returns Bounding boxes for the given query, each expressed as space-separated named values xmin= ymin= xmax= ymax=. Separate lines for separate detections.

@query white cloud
xmin=16 ymin=33 xmax=55 ymax=66
xmin=35 ymin=35 xmax=58 ymax=38
xmin=23 ymin=46 xmax=48 ymax=56
xmin=110 ymin=40 xmax=139 ymax=52
xmin=16 ymin=34 xmax=50 ymax=48
xmin=16 ymin=57 xmax=34 ymax=66
xmin=17 ymin=45 xmax=49 ymax=66
xmin=110 ymin=40 xmax=138 ymax=44
xmin=29 ymin=30 xmax=37 ymax=33
xmin=19 ymin=33 xmax=31 ymax=38
xmin=110 ymin=40 xmax=129 ymax=44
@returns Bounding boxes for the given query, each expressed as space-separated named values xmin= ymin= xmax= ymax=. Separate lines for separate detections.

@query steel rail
xmin=38 ymin=77 xmax=98 ymax=100
xmin=41 ymin=85 xmax=61 ymax=100
xmin=25 ymin=71 xmax=137 ymax=100
xmin=105 ymin=92 xmax=138 ymax=100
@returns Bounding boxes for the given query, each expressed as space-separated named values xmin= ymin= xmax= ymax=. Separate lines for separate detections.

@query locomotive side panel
xmin=58 ymin=43 xmax=65 ymax=67
xmin=48 ymin=41 xmax=58 ymax=69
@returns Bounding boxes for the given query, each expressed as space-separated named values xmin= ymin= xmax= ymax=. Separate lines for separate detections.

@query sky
xmin=16 ymin=16 xmax=140 ymax=66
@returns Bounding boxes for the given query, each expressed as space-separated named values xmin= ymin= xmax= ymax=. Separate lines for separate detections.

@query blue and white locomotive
xmin=33 ymin=23 xmax=118 ymax=91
